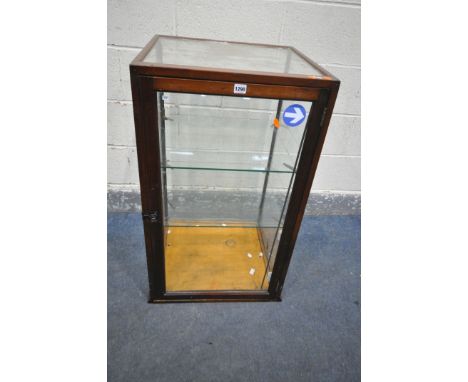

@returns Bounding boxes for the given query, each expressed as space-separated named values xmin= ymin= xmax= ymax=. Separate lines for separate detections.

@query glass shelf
xmin=164 ymin=165 xmax=294 ymax=173
xmin=162 ymin=151 xmax=297 ymax=173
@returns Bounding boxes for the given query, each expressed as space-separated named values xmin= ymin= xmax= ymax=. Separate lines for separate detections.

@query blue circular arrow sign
xmin=282 ymin=104 xmax=306 ymax=127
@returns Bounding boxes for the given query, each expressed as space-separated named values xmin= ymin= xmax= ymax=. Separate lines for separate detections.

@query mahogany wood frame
xmin=130 ymin=35 xmax=340 ymax=303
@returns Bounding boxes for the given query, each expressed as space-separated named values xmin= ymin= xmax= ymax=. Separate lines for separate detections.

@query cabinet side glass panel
xmin=157 ymin=91 xmax=312 ymax=292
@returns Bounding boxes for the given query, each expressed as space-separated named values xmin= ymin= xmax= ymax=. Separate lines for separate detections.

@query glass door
xmin=157 ymin=91 xmax=312 ymax=292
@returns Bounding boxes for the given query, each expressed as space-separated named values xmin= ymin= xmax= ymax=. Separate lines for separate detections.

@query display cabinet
xmin=130 ymin=35 xmax=339 ymax=303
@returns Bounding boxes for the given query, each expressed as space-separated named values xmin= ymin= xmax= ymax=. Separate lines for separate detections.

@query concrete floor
xmin=108 ymin=213 xmax=360 ymax=382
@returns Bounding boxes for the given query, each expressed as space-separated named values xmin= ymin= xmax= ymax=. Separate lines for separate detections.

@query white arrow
xmin=284 ymin=107 xmax=305 ymax=124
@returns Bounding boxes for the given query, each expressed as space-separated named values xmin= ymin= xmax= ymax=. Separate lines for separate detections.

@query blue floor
xmin=108 ymin=213 xmax=361 ymax=382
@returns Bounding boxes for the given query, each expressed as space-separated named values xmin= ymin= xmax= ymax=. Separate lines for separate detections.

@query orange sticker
xmin=273 ymin=118 xmax=280 ymax=128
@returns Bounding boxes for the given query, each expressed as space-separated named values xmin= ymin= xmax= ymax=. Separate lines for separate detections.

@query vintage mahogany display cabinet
xmin=130 ymin=35 xmax=339 ymax=303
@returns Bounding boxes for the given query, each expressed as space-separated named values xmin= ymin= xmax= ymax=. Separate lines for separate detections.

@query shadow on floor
xmin=108 ymin=213 xmax=361 ymax=382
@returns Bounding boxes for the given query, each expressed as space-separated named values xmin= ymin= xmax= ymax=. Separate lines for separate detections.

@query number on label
xmin=233 ymin=84 xmax=247 ymax=94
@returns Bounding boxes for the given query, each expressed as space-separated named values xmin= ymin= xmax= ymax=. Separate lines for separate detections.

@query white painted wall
xmin=108 ymin=0 xmax=361 ymax=195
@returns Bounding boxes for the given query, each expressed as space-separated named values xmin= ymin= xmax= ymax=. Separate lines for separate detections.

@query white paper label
xmin=234 ymin=83 xmax=247 ymax=94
